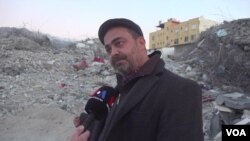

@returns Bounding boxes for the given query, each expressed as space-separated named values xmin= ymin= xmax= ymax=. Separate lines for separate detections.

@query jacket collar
xmin=116 ymin=50 xmax=164 ymax=90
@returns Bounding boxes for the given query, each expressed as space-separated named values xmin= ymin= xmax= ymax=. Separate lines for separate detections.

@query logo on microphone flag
xmin=97 ymin=90 xmax=107 ymax=99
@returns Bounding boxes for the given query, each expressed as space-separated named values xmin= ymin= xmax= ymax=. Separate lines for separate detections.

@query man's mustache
xmin=111 ymin=54 xmax=127 ymax=66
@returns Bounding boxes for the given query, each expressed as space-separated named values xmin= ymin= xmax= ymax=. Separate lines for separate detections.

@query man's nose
xmin=110 ymin=47 xmax=119 ymax=56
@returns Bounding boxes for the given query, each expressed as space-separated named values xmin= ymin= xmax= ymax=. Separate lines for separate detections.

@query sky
xmin=0 ymin=0 xmax=249 ymax=46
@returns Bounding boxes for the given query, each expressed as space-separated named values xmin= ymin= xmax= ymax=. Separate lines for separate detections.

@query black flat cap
xmin=98 ymin=18 xmax=143 ymax=44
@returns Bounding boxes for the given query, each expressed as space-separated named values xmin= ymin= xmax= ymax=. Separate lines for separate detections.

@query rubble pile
xmin=175 ymin=18 xmax=250 ymax=94
xmin=172 ymin=18 xmax=250 ymax=141
xmin=0 ymin=27 xmax=115 ymax=121
xmin=0 ymin=27 xmax=52 ymax=51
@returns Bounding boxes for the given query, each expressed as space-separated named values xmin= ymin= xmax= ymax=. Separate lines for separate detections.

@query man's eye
xmin=105 ymin=47 xmax=111 ymax=54
xmin=115 ymin=41 xmax=124 ymax=47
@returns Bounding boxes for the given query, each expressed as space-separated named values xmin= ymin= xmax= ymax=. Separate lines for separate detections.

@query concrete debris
xmin=235 ymin=117 xmax=250 ymax=125
xmin=208 ymin=110 xmax=221 ymax=140
xmin=0 ymin=27 xmax=51 ymax=47
xmin=202 ymin=95 xmax=216 ymax=102
xmin=175 ymin=18 xmax=250 ymax=94
xmin=172 ymin=18 xmax=250 ymax=141
xmin=213 ymin=102 xmax=233 ymax=113
xmin=0 ymin=27 xmax=114 ymax=122
xmin=216 ymin=29 xmax=228 ymax=37
xmin=242 ymin=110 xmax=250 ymax=119
xmin=207 ymin=92 xmax=250 ymax=140
xmin=72 ymin=58 xmax=88 ymax=71
xmin=93 ymin=56 xmax=105 ymax=63
xmin=216 ymin=92 xmax=250 ymax=110
xmin=197 ymin=39 xmax=205 ymax=48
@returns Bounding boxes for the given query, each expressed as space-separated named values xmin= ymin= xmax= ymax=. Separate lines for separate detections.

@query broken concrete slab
xmin=235 ymin=117 xmax=250 ymax=125
xmin=208 ymin=110 xmax=221 ymax=140
xmin=213 ymin=102 xmax=233 ymax=113
xmin=215 ymin=92 xmax=250 ymax=110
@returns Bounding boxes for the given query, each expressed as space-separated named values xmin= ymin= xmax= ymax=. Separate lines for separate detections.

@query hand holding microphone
xmin=78 ymin=86 xmax=118 ymax=131
xmin=68 ymin=126 xmax=90 ymax=141
xmin=69 ymin=86 xmax=117 ymax=141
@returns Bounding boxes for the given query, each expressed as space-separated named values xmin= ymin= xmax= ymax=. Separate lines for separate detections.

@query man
xmin=68 ymin=18 xmax=203 ymax=141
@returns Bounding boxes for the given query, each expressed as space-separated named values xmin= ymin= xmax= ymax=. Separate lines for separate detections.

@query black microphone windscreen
xmin=85 ymin=86 xmax=118 ymax=120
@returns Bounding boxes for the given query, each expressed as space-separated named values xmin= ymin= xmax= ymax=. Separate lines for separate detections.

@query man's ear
xmin=136 ymin=36 xmax=146 ymax=50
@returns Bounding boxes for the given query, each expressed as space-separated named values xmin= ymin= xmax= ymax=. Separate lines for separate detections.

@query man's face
xmin=103 ymin=27 xmax=143 ymax=76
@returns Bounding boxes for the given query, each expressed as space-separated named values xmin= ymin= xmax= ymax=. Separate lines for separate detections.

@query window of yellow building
xmin=174 ymin=39 xmax=179 ymax=44
xmin=191 ymin=34 xmax=196 ymax=40
xmin=152 ymin=36 xmax=155 ymax=40
xmin=191 ymin=24 xmax=197 ymax=29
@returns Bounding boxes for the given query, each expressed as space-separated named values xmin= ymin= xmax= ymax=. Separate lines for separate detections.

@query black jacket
xmin=87 ymin=51 xmax=203 ymax=141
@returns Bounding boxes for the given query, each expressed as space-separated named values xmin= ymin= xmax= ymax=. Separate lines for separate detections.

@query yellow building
xmin=149 ymin=17 xmax=218 ymax=49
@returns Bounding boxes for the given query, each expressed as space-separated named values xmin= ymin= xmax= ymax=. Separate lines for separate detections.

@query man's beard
xmin=111 ymin=54 xmax=132 ymax=76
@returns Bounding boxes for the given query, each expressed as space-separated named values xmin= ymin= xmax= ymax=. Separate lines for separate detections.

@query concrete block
xmin=215 ymin=92 xmax=250 ymax=110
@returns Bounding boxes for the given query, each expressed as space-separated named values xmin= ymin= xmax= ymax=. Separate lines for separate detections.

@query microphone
xmin=80 ymin=86 xmax=118 ymax=131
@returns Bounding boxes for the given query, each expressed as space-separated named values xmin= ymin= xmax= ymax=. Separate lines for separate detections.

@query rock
xmin=185 ymin=65 xmax=192 ymax=72
xmin=242 ymin=110 xmax=250 ymax=119
xmin=201 ymin=73 xmax=210 ymax=82
xmin=243 ymin=45 xmax=250 ymax=51
xmin=208 ymin=110 xmax=221 ymax=140
xmin=101 ymin=70 xmax=111 ymax=76
xmin=197 ymin=38 xmax=205 ymax=47
xmin=216 ymin=29 xmax=228 ymax=37
xmin=235 ymin=117 xmax=250 ymax=125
